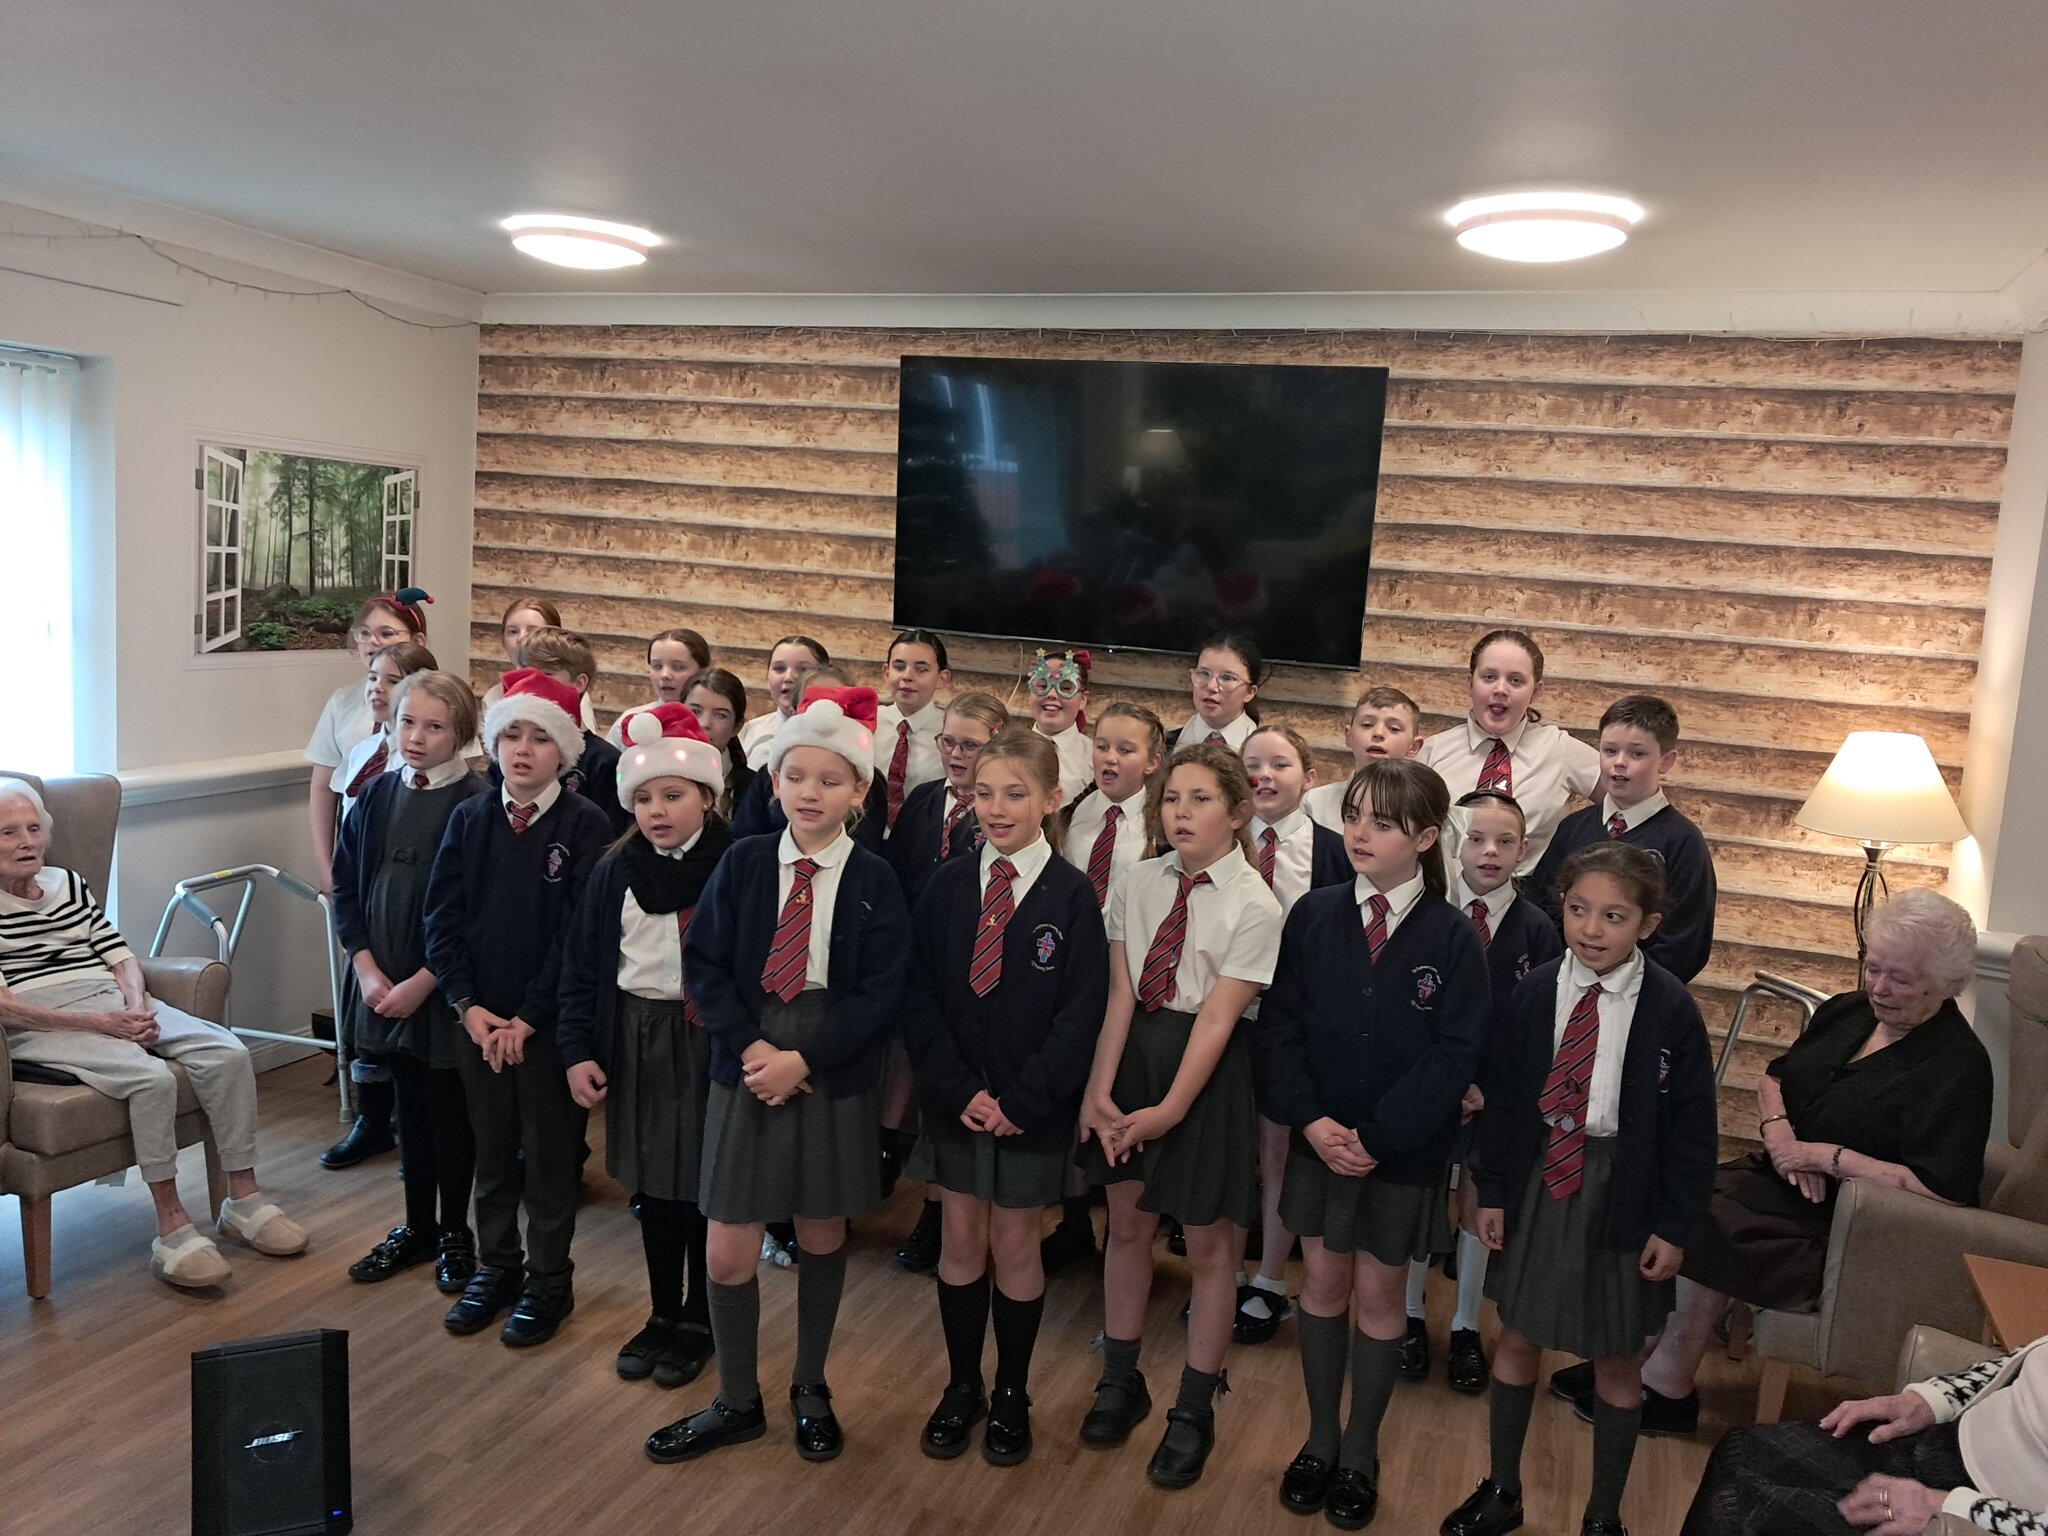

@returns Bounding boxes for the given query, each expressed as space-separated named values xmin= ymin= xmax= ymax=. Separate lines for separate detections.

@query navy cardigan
xmin=899 ymin=853 xmax=1110 ymax=1151
xmin=884 ymin=778 xmax=981 ymax=908
xmin=728 ymin=759 xmax=887 ymax=852
xmin=1305 ymin=821 xmax=1350 ymax=889
xmin=330 ymin=769 xmax=489 ymax=957
xmin=1255 ymin=886 xmax=1491 ymax=1183
xmin=1527 ymin=801 xmax=1718 ymax=983
xmin=1474 ymin=955 xmax=1717 ymax=1251
xmin=681 ymin=834 xmax=908 ymax=1097
xmin=1482 ymin=896 xmax=1565 ymax=1035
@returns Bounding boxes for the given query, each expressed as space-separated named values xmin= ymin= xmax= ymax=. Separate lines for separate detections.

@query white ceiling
xmin=3 ymin=0 xmax=2044 ymax=306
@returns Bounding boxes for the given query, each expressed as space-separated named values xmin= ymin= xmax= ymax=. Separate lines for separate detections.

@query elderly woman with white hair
xmin=1561 ymin=888 xmax=1996 ymax=1435
xmin=0 ymin=778 xmax=306 ymax=1287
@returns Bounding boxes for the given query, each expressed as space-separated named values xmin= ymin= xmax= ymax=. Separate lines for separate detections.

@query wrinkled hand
xmin=1639 ymin=1235 xmax=1684 ymax=1281
xmin=95 ymin=1008 xmax=160 ymax=1044
xmin=1305 ymin=1117 xmax=1375 ymax=1178
xmin=1770 ymin=1138 xmax=1835 ymax=1178
xmin=1822 ymin=1391 xmax=1935 ymax=1444
xmin=1836 ymin=1473 xmax=1945 ymax=1535
xmin=566 ymin=1061 xmax=608 ymax=1109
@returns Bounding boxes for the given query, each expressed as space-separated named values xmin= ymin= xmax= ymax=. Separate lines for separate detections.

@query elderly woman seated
xmin=0 ymin=778 xmax=306 ymax=1287
xmin=1682 ymin=1334 xmax=2048 ymax=1535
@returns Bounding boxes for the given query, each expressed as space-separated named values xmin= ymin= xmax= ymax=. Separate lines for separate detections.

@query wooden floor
xmin=1 ymin=1057 xmax=1840 ymax=1535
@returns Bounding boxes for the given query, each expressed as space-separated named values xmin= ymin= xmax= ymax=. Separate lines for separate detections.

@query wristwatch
xmin=450 ymin=996 xmax=478 ymax=1015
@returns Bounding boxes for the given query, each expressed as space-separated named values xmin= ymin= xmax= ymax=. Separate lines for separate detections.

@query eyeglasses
xmin=1027 ymin=676 xmax=1082 ymax=700
xmin=937 ymin=735 xmax=987 ymax=756
xmin=357 ymin=626 xmax=411 ymax=645
xmin=1191 ymin=668 xmax=1248 ymax=689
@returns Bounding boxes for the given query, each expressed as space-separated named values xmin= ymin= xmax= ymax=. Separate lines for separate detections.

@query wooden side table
xmin=1963 ymin=1253 xmax=2048 ymax=1350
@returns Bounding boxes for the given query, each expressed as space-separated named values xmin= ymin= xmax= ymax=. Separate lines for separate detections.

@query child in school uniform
xmin=1234 ymin=724 xmax=1351 ymax=1349
xmin=307 ymin=590 xmax=432 ymax=895
xmin=334 ymin=672 xmax=488 ymax=1295
xmin=1075 ymin=741 xmax=1284 ymax=1490
xmin=874 ymin=627 xmax=952 ymax=834
xmin=514 ymin=627 xmax=630 ymax=836
xmin=602 ymin=628 xmax=712 ymax=748
xmin=479 ymin=595 xmax=600 ymax=731
xmin=736 ymin=634 xmax=830 ymax=770
xmin=1418 ymin=628 xmax=1599 ymax=873
xmin=730 ymin=667 xmax=890 ymax=851
xmin=1174 ymin=632 xmax=1267 ymax=753
xmin=1305 ymin=686 xmax=1424 ymax=833
xmin=684 ymin=666 xmax=755 ymax=821
xmin=647 ymin=686 xmax=909 ymax=1468
xmin=332 ymin=642 xmax=438 ymax=820
xmin=424 ymin=667 xmax=614 ymax=1348
xmin=1441 ymin=843 xmax=1716 ymax=1536
xmin=1400 ymin=791 xmax=1563 ymax=1395
xmin=1024 ymin=647 xmax=1094 ymax=801
xmin=1528 ymin=695 xmax=1718 ymax=984
xmin=900 ymin=728 xmax=1110 ymax=1467
xmin=1255 ymin=759 xmax=1490 ymax=1529
xmin=559 ymin=704 xmax=733 ymax=1391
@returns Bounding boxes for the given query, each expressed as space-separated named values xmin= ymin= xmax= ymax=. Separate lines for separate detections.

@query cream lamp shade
xmin=1794 ymin=732 xmax=1968 ymax=846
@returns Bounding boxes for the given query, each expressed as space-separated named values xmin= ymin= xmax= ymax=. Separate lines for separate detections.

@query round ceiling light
xmin=1444 ymin=192 xmax=1644 ymax=263
xmin=501 ymin=213 xmax=660 ymax=270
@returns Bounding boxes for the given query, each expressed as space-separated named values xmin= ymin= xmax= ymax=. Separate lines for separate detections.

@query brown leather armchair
xmin=0 ymin=771 xmax=232 ymax=1297
xmin=1751 ymin=936 xmax=2048 ymax=1419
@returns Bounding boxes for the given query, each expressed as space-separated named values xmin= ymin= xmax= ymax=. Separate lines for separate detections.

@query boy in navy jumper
xmin=425 ymin=666 xmax=612 ymax=1348
xmin=514 ymin=626 xmax=630 ymax=837
xmin=1527 ymin=695 xmax=1717 ymax=983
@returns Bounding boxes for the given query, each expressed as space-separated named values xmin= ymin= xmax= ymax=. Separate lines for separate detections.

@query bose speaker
xmin=192 ymin=1329 xmax=352 ymax=1536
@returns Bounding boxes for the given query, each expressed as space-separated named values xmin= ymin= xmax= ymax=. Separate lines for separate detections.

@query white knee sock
xmin=1404 ymin=1256 xmax=1430 ymax=1320
xmin=1452 ymin=1230 xmax=1489 ymax=1332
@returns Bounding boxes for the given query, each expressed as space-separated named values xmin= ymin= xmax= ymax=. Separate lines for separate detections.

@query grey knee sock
xmin=1174 ymin=1363 xmax=1222 ymax=1417
xmin=1099 ymin=1333 xmax=1142 ymax=1391
xmin=791 ymin=1245 xmax=847 ymax=1386
xmin=1338 ymin=1330 xmax=1405 ymax=1476
xmin=708 ymin=1279 xmax=761 ymax=1410
xmin=1586 ymin=1397 xmax=1643 ymax=1523
xmin=1488 ymin=1379 xmax=1536 ymax=1495
xmin=1297 ymin=1308 xmax=1349 ymax=1464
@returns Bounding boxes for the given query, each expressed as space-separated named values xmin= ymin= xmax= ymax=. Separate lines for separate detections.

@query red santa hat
xmin=768 ymin=685 xmax=878 ymax=779
xmin=482 ymin=667 xmax=585 ymax=769
xmin=615 ymin=703 xmax=724 ymax=805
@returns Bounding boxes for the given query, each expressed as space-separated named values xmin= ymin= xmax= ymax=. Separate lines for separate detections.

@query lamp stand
xmin=1852 ymin=840 xmax=1893 ymax=966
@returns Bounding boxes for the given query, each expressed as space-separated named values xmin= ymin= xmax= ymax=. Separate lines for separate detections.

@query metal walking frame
xmin=1714 ymin=970 xmax=1829 ymax=1088
xmin=146 ymin=864 xmax=351 ymax=1118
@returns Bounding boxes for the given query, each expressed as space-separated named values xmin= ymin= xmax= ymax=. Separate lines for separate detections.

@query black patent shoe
xmin=982 ymin=1386 xmax=1031 ymax=1467
xmin=1234 ymin=1280 xmax=1291 ymax=1345
xmin=790 ymin=1382 xmax=842 ymax=1461
xmin=1326 ymin=1467 xmax=1379 ymax=1530
xmin=434 ymin=1230 xmax=477 ymax=1295
xmin=1549 ymin=1358 xmax=1594 ymax=1401
xmin=347 ymin=1225 xmax=436 ymax=1283
xmin=443 ymin=1263 xmax=521 ymax=1334
xmin=500 ymin=1284 xmax=574 ymax=1348
xmin=651 ymin=1322 xmax=714 ymax=1389
xmin=1078 ymin=1372 xmax=1151 ymax=1446
xmin=1573 ymin=1384 xmax=1698 ymax=1436
xmin=1164 ymin=1218 xmax=1187 ymax=1257
xmin=894 ymin=1201 xmax=943 ymax=1272
xmin=1039 ymin=1218 xmax=1098 ymax=1275
xmin=318 ymin=1115 xmax=396 ymax=1169
xmin=645 ymin=1398 xmax=766 ymax=1464
xmin=1145 ymin=1405 xmax=1215 ymax=1489
xmin=1447 ymin=1329 xmax=1488 ymax=1395
xmin=1580 ymin=1521 xmax=1627 ymax=1536
xmin=1440 ymin=1478 xmax=1524 ymax=1536
xmin=616 ymin=1315 xmax=677 ymax=1380
xmin=1398 ymin=1316 xmax=1430 ymax=1381
xmin=920 ymin=1380 xmax=986 ymax=1459
xmin=1279 ymin=1449 xmax=1335 ymax=1515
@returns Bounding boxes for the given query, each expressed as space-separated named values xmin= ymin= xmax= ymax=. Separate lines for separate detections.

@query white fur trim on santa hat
xmin=482 ymin=694 xmax=585 ymax=770
xmin=768 ymin=700 xmax=874 ymax=780
xmin=616 ymin=719 xmax=724 ymax=805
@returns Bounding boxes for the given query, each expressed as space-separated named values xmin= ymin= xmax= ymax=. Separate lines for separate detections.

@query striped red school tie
xmin=1607 ymin=813 xmax=1627 ymax=839
xmin=1205 ymin=731 xmax=1226 ymax=746
xmin=1362 ymin=892 xmax=1390 ymax=963
xmin=1258 ymin=826 xmax=1278 ymax=888
xmin=1086 ymin=804 xmax=1122 ymax=906
xmin=885 ymin=721 xmax=911 ymax=831
xmin=1137 ymin=869 xmax=1210 ymax=1011
xmin=344 ymin=739 xmax=388 ymax=799
xmin=760 ymin=858 xmax=819 ymax=1004
xmin=507 ymin=800 xmax=537 ymax=834
xmin=677 ymin=909 xmax=705 ymax=1027
xmin=1468 ymin=898 xmax=1492 ymax=949
xmin=1478 ymin=737 xmax=1513 ymax=794
xmin=938 ymin=790 xmax=974 ymax=858
xmin=412 ymin=773 xmax=429 ymax=790
xmin=969 ymin=858 xmax=1016 ymax=997
xmin=1539 ymin=981 xmax=1604 ymax=1199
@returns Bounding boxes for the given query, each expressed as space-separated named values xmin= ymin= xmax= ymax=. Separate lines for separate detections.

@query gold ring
xmin=1879 ymin=1488 xmax=1893 ymax=1514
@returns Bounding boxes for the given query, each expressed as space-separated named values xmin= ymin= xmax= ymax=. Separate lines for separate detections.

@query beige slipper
xmin=152 ymin=1224 xmax=233 ymax=1288
xmin=216 ymin=1197 xmax=309 ymax=1257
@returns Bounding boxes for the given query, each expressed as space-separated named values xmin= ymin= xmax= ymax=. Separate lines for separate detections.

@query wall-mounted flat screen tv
xmin=893 ymin=354 xmax=1388 ymax=668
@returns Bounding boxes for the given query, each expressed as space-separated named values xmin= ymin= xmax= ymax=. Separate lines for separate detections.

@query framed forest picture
xmin=193 ymin=437 xmax=421 ymax=656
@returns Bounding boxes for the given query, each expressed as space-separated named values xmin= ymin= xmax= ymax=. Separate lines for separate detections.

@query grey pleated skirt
xmin=699 ymin=991 xmax=884 ymax=1223
xmin=605 ymin=993 xmax=710 ymax=1204
xmin=912 ymin=1130 xmax=1071 ymax=1210
xmin=1279 ymin=1148 xmax=1454 ymax=1266
xmin=1074 ymin=1007 xmax=1257 ymax=1230
xmin=1486 ymin=1137 xmax=1674 ymax=1359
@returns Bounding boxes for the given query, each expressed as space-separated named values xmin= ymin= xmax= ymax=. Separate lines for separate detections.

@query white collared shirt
xmin=874 ymin=699 xmax=946 ymax=798
xmin=331 ymin=725 xmax=394 ymax=814
xmin=1061 ymin=789 xmax=1152 ymax=905
xmin=501 ymin=777 xmax=562 ymax=824
xmin=1420 ymin=715 xmax=1600 ymax=873
xmin=1452 ymin=873 xmax=1519 ymax=940
xmin=1354 ymin=869 xmax=1427 ymax=945
xmin=1039 ymin=723 xmax=1093 ymax=801
xmin=980 ymin=833 xmax=1052 ymax=910
xmin=403 ymin=755 xmax=474 ymax=793
xmin=1303 ymin=779 xmax=1352 ymax=834
xmin=776 ymin=827 xmax=854 ymax=989
xmin=1177 ymin=712 xmax=1256 ymax=752
xmin=1106 ymin=845 xmax=1282 ymax=1013
xmin=1250 ymin=806 xmax=1317 ymax=915
xmin=305 ymin=679 xmax=377 ymax=771
xmin=1551 ymin=947 xmax=1646 ymax=1138
xmin=617 ymin=830 xmax=702 ymax=999
xmin=738 ymin=710 xmax=786 ymax=771
xmin=1602 ymin=790 xmax=1668 ymax=833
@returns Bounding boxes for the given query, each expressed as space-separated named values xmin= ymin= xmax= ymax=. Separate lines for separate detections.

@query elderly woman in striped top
xmin=0 ymin=779 xmax=306 ymax=1288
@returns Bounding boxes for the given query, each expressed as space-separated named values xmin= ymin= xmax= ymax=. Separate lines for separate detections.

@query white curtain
xmin=0 ymin=351 xmax=75 ymax=775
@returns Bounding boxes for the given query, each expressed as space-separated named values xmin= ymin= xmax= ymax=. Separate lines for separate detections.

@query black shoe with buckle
xmin=652 ymin=1321 xmax=713 ymax=1389
xmin=434 ymin=1230 xmax=477 ymax=1295
xmin=790 ymin=1382 xmax=842 ymax=1461
xmin=1447 ymin=1328 xmax=1488 ymax=1395
xmin=347 ymin=1225 xmax=436 ymax=1283
xmin=1441 ymin=1478 xmax=1524 ymax=1536
xmin=1326 ymin=1466 xmax=1378 ymax=1530
xmin=894 ymin=1201 xmax=943 ymax=1273
xmin=616 ymin=1315 xmax=677 ymax=1380
xmin=982 ymin=1385 xmax=1031 ymax=1466
xmin=443 ymin=1263 xmax=521 ymax=1335
xmin=1398 ymin=1316 xmax=1430 ymax=1381
xmin=1279 ymin=1449 xmax=1334 ymax=1515
xmin=500 ymin=1284 xmax=573 ymax=1348
xmin=1078 ymin=1371 xmax=1151 ymax=1446
xmin=1145 ymin=1405 xmax=1216 ymax=1489
xmin=644 ymin=1398 xmax=766 ymax=1464
xmin=920 ymin=1380 xmax=986 ymax=1460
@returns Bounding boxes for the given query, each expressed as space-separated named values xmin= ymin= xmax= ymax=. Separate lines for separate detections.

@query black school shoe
xmin=1279 ymin=1450 xmax=1335 ymax=1515
xmin=1447 ymin=1329 xmax=1488 ymax=1395
xmin=1440 ymin=1478 xmax=1524 ymax=1536
xmin=1234 ymin=1280 xmax=1293 ymax=1345
xmin=645 ymin=1398 xmax=766 ymax=1464
xmin=1078 ymin=1371 xmax=1151 ymax=1446
xmin=616 ymin=1315 xmax=678 ymax=1380
xmin=920 ymin=1381 xmax=987 ymax=1459
xmin=1572 ymin=1384 xmax=1698 ymax=1436
xmin=1580 ymin=1522 xmax=1627 ymax=1536
xmin=500 ymin=1284 xmax=574 ymax=1348
xmin=790 ymin=1382 xmax=842 ymax=1461
xmin=1145 ymin=1404 xmax=1216 ymax=1489
xmin=894 ymin=1201 xmax=942 ymax=1273
xmin=1398 ymin=1316 xmax=1431 ymax=1381
xmin=318 ymin=1111 xmax=396 ymax=1170
xmin=1325 ymin=1466 xmax=1378 ymax=1530
xmin=1039 ymin=1217 xmax=1099 ymax=1275
xmin=347 ymin=1225 xmax=436 ymax=1283
xmin=1549 ymin=1358 xmax=1594 ymax=1401
xmin=434 ymin=1230 xmax=477 ymax=1294
xmin=443 ymin=1264 xmax=521 ymax=1334
xmin=982 ymin=1386 xmax=1032 ymax=1467
xmin=651 ymin=1322 xmax=714 ymax=1389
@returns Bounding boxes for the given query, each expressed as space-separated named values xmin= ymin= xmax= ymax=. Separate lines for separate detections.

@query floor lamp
xmin=1794 ymin=731 xmax=1969 ymax=964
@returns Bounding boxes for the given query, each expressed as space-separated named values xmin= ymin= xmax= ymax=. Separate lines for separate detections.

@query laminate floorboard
xmin=1 ymin=1057 xmax=1823 ymax=1535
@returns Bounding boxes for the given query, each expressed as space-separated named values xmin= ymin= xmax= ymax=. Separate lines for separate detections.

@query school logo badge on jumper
xmin=544 ymin=842 xmax=568 ymax=882
xmin=561 ymin=769 xmax=585 ymax=796
xmin=1513 ymin=952 xmax=1533 ymax=979
xmin=1411 ymin=964 xmax=1442 ymax=1008
xmin=1032 ymin=923 xmax=1063 ymax=971
xmin=1658 ymin=1045 xmax=1673 ymax=1089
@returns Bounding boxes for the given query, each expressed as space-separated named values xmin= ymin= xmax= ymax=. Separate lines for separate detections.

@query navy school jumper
xmin=1526 ymin=801 xmax=1718 ymax=983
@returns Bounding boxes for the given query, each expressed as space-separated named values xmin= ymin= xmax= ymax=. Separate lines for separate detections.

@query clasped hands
xmin=1762 ymin=1119 xmax=1836 ymax=1204
xmin=1078 ymin=1091 xmax=1180 ymax=1163
xmin=463 ymin=1005 xmax=535 ymax=1071
xmin=741 ymin=1041 xmax=812 ymax=1106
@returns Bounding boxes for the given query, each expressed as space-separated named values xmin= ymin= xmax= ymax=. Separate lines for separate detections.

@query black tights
xmin=388 ymin=1054 xmax=475 ymax=1236
xmin=637 ymin=1193 xmax=710 ymax=1325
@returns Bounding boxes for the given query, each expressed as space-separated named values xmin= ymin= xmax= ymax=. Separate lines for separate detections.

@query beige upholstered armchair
xmin=1751 ymin=936 xmax=2048 ymax=1420
xmin=0 ymin=770 xmax=232 ymax=1297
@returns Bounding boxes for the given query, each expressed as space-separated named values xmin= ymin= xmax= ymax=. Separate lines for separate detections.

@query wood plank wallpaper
xmin=471 ymin=326 xmax=2021 ymax=1140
